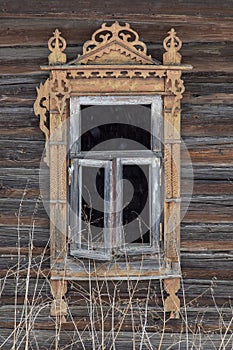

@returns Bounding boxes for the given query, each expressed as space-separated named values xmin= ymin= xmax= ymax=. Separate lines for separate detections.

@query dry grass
xmin=0 ymin=192 xmax=232 ymax=349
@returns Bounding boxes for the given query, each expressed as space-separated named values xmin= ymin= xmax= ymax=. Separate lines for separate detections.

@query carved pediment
xmin=69 ymin=22 xmax=158 ymax=65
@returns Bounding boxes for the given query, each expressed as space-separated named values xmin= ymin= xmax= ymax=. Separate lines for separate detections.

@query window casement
xmin=34 ymin=22 xmax=192 ymax=320
xmin=69 ymin=96 xmax=162 ymax=261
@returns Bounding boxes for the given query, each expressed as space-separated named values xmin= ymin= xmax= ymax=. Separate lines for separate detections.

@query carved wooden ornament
xmin=34 ymin=22 xmax=192 ymax=320
xmin=48 ymin=29 xmax=67 ymax=65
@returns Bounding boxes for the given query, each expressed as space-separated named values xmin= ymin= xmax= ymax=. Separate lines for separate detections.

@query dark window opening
xmin=81 ymin=166 xmax=105 ymax=248
xmin=122 ymin=164 xmax=150 ymax=245
xmin=80 ymin=105 xmax=151 ymax=151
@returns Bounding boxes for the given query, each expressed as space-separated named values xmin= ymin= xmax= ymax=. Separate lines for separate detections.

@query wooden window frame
xmin=70 ymin=158 xmax=113 ymax=261
xmin=69 ymin=95 xmax=162 ymax=260
xmin=34 ymin=22 xmax=192 ymax=320
xmin=70 ymin=156 xmax=161 ymax=258
xmin=116 ymin=156 xmax=161 ymax=255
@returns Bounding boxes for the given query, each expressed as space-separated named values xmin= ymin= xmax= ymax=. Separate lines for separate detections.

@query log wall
xmin=0 ymin=1 xmax=233 ymax=348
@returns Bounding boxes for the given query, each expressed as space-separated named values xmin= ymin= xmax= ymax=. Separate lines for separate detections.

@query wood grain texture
xmin=0 ymin=330 xmax=232 ymax=350
xmin=1 ymin=43 xmax=233 ymax=75
xmin=1 ymin=0 xmax=233 ymax=17
xmin=1 ymin=15 xmax=233 ymax=45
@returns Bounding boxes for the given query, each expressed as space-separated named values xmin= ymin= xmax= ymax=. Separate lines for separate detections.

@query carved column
xmin=48 ymin=32 xmax=70 ymax=321
xmin=49 ymin=69 xmax=70 ymax=265
xmin=163 ymin=29 xmax=184 ymax=318
xmin=34 ymin=30 xmax=69 ymax=321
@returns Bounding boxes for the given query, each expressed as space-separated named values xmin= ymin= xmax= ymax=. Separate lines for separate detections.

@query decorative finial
xmin=163 ymin=28 xmax=182 ymax=65
xmin=48 ymin=29 xmax=67 ymax=65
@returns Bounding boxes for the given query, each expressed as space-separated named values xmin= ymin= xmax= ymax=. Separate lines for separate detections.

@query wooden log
xmin=1 ymin=0 xmax=233 ymax=18
xmin=0 ymin=226 xmax=49 ymax=247
xmin=0 ymin=106 xmax=40 ymax=127
xmin=189 ymin=165 xmax=233 ymax=180
xmin=0 ymin=253 xmax=50 ymax=270
xmin=181 ymin=223 xmax=233 ymax=241
xmin=1 ymin=43 xmax=233 ymax=74
xmin=0 ymin=140 xmax=45 ymax=167
xmin=0 ymin=303 xmax=232 ymax=332
xmin=0 ymin=215 xmax=49 ymax=227
xmin=1 ymin=73 xmax=233 ymax=108
xmin=0 ymin=198 xmax=48 ymax=216
xmin=0 ymin=139 xmax=232 ymax=167
xmin=0 ymin=328 xmax=232 ymax=350
xmin=1 ymin=13 xmax=233 ymax=45
xmin=1 ymin=104 xmax=233 ymax=141
xmin=183 ymin=145 xmax=233 ymax=165
xmin=182 ymin=99 xmax=233 ymax=138
xmin=1 ymin=165 xmax=233 ymax=201
xmin=181 ymin=252 xmax=233 ymax=272
xmin=2 ymin=178 xmax=233 ymax=200
xmin=0 ymin=277 xmax=50 ymax=297
xmin=183 ymin=206 xmax=233 ymax=223
xmin=181 ymin=240 xmax=233 ymax=251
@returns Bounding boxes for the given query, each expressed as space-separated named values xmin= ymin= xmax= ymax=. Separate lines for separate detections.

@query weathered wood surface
xmin=1 ymin=15 xmax=233 ymax=44
xmin=0 ymin=329 xmax=232 ymax=350
xmin=0 ymin=0 xmax=233 ymax=348
xmin=1 ymin=43 xmax=233 ymax=74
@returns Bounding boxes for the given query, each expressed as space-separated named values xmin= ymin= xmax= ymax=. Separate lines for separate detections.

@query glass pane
xmin=122 ymin=164 xmax=151 ymax=246
xmin=80 ymin=105 xmax=151 ymax=151
xmin=80 ymin=165 xmax=106 ymax=249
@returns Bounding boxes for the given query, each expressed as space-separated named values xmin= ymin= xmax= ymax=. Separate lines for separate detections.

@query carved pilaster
xmin=163 ymin=29 xmax=183 ymax=318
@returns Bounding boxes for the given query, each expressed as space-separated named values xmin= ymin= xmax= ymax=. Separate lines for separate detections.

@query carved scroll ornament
xmin=166 ymin=70 xmax=185 ymax=114
xmin=34 ymin=78 xmax=50 ymax=164
xmin=50 ymin=70 xmax=71 ymax=115
xmin=83 ymin=21 xmax=148 ymax=54
xmin=72 ymin=21 xmax=156 ymax=65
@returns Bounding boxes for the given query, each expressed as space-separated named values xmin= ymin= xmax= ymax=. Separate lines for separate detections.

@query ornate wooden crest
xmin=70 ymin=21 xmax=156 ymax=65
xmin=34 ymin=22 xmax=192 ymax=321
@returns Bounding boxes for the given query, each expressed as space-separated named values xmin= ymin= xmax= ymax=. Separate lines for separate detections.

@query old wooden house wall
xmin=0 ymin=1 xmax=233 ymax=348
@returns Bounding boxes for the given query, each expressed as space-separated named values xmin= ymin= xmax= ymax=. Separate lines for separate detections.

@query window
xmin=69 ymin=96 xmax=162 ymax=261
xmin=34 ymin=22 xmax=192 ymax=319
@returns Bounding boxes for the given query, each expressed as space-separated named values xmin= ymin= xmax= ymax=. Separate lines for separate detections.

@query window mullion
xmin=69 ymin=159 xmax=80 ymax=251
xmin=104 ymin=160 xmax=112 ymax=255
xmin=114 ymin=158 xmax=123 ymax=252
xmin=151 ymin=157 xmax=161 ymax=249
